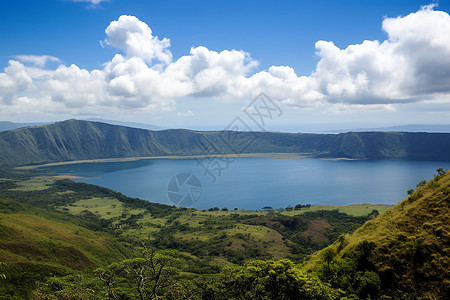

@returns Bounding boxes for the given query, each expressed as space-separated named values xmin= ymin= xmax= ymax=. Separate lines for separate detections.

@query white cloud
xmin=1 ymin=6 xmax=450 ymax=118
xmin=177 ymin=110 xmax=194 ymax=117
xmin=104 ymin=15 xmax=172 ymax=64
xmin=14 ymin=55 xmax=61 ymax=67
xmin=310 ymin=4 xmax=450 ymax=106
xmin=67 ymin=0 xmax=108 ymax=7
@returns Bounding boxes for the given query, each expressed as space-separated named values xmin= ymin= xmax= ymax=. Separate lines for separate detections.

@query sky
xmin=1 ymin=0 xmax=450 ymax=131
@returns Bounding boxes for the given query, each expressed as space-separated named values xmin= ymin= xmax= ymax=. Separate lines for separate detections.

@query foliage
xmin=193 ymin=259 xmax=339 ymax=299
xmin=317 ymin=241 xmax=380 ymax=299
xmin=95 ymin=246 xmax=180 ymax=300
xmin=30 ymin=274 xmax=105 ymax=300
xmin=1 ymin=166 xmax=449 ymax=299
xmin=309 ymin=169 xmax=450 ymax=299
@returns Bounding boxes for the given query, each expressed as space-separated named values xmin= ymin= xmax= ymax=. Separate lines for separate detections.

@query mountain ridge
xmin=306 ymin=169 xmax=450 ymax=299
xmin=1 ymin=119 xmax=450 ymax=166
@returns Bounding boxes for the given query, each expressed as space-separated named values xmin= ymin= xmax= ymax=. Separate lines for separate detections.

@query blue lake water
xmin=40 ymin=158 xmax=450 ymax=210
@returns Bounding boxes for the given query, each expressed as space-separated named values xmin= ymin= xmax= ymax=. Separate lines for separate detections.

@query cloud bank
xmin=1 ymin=5 xmax=450 ymax=117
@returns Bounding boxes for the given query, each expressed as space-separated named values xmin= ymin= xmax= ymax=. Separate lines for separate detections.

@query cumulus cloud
xmin=14 ymin=55 xmax=61 ymax=67
xmin=103 ymin=15 xmax=172 ymax=64
xmin=311 ymin=4 xmax=450 ymax=106
xmin=1 ymin=5 xmax=450 ymax=117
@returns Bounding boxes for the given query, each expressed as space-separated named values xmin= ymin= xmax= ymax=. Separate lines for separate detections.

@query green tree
xmin=322 ymin=247 xmax=336 ymax=272
xmin=317 ymin=241 xmax=379 ymax=299
xmin=436 ymin=168 xmax=446 ymax=176
xmin=194 ymin=259 xmax=339 ymax=299
xmin=122 ymin=247 xmax=179 ymax=300
xmin=95 ymin=263 xmax=123 ymax=300
xmin=31 ymin=275 xmax=104 ymax=300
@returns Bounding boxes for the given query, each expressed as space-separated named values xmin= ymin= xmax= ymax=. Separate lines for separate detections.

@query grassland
xmin=0 ymin=196 xmax=133 ymax=298
xmin=0 ymin=171 xmax=385 ymax=260
xmin=0 ymin=170 xmax=394 ymax=298
xmin=8 ymin=176 xmax=54 ymax=191
xmin=305 ymin=170 xmax=450 ymax=299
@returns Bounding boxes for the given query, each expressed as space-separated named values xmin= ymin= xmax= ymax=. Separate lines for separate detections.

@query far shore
xmin=52 ymin=174 xmax=85 ymax=179
xmin=15 ymin=153 xmax=315 ymax=170
xmin=319 ymin=157 xmax=360 ymax=161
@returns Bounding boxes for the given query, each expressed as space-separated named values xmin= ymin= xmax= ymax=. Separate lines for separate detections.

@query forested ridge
xmin=1 ymin=119 xmax=450 ymax=166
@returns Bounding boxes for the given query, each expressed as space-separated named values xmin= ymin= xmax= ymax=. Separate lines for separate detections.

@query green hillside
xmin=1 ymin=119 xmax=450 ymax=166
xmin=306 ymin=169 xmax=450 ymax=299
xmin=0 ymin=166 xmax=448 ymax=298
xmin=0 ymin=168 xmax=388 ymax=298
xmin=0 ymin=197 xmax=132 ymax=299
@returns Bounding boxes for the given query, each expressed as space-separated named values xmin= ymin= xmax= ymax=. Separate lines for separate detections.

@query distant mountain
xmin=0 ymin=119 xmax=164 ymax=132
xmin=1 ymin=119 xmax=450 ymax=166
xmin=86 ymin=118 xmax=165 ymax=131
xmin=0 ymin=121 xmax=50 ymax=132
xmin=324 ymin=124 xmax=450 ymax=133
xmin=307 ymin=170 xmax=450 ymax=299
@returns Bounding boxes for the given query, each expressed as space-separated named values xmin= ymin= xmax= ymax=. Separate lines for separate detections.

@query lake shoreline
xmin=16 ymin=156 xmax=448 ymax=210
xmin=15 ymin=153 xmax=315 ymax=169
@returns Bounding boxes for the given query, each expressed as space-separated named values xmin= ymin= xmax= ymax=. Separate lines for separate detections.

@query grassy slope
xmin=0 ymin=170 xmax=381 ymax=268
xmin=306 ymin=170 xmax=450 ymax=298
xmin=0 ymin=197 xmax=132 ymax=298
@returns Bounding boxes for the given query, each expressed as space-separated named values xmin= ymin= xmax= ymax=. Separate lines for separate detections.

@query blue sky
xmin=1 ymin=0 xmax=450 ymax=131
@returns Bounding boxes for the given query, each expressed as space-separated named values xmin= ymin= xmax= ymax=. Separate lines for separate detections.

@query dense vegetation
xmin=0 ymin=168 xmax=448 ymax=298
xmin=0 ymin=118 xmax=448 ymax=299
xmin=1 ymin=119 xmax=450 ymax=166
xmin=0 ymin=166 xmax=394 ymax=299
xmin=307 ymin=168 xmax=450 ymax=299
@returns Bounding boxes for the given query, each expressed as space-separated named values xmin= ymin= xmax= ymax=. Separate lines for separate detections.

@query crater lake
xmin=40 ymin=157 xmax=450 ymax=210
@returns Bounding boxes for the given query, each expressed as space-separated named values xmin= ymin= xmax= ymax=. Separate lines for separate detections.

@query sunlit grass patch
xmin=9 ymin=176 xmax=55 ymax=191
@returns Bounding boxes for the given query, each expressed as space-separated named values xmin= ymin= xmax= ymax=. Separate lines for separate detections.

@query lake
xmin=40 ymin=157 xmax=450 ymax=210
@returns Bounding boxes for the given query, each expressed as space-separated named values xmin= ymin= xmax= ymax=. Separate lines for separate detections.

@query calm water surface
xmin=41 ymin=158 xmax=450 ymax=210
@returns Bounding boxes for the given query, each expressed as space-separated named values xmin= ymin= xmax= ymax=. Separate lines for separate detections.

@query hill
xmin=306 ymin=169 xmax=450 ymax=299
xmin=0 ymin=196 xmax=132 ymax=299
xmin=0 ymin=167 xmax=389 ymax=298
xmin=1 ymin=119 xmax=450 ymax=166
xmin=0 ymin=164 xmax=448 ymax=298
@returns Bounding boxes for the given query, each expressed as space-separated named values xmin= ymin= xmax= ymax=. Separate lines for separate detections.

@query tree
xmin=95 ymin=263 xmax=123 ymax=300
xmin=368 ymin=209 xmax=379 ymax=218
xmin=322 ymin=247 xmax=336 ymax=271
xmin=294 ymin=204 xmax=303 ymax=210
xmin=436 ymin=168 xmax=446 ymax=176
xmin=194 ymin=259 xmax=338 ymax=299
xmin=31 ymin=274 xmax=104 ymax=300
xmin=122 ymin=246 xmax=179 ymax=300
xmin=416 ymin=180 xmax=427 ymax=188
xmin=317 ymin=240 xmax=379 ymax=299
